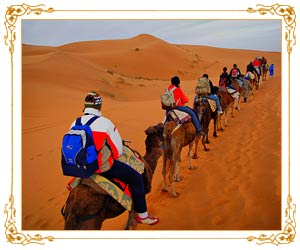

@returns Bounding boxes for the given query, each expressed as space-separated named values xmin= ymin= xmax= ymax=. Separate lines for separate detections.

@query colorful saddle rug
xmin=66 ymin=145 xmax=145 ymax=211
xmin=167 ymin=109 xmax=191 ymax=124
xmin=226 ymin=87 xmax=240 ymax=99
xmin=194 ymin=96 xmax=217 ymax=112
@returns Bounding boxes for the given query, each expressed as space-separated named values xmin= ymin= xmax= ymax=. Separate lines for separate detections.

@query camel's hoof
xmin=188 ymin=166 xmax=196 ymax=170
xmin=192 ymin=154 xmax=198 ymax=159
xmin=170 ymin=192 xmax=178 ymax=198
xmin=174 ymin=177 xmax=181 ymax=182
xmin=205 ymin=148 xmax=210 ymax=152
xmin=161 ymin=186 xmax=168 ymax=192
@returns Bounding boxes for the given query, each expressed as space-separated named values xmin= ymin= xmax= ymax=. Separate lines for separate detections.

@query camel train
xmin=61 ymin=57 xmax=270 ymax=230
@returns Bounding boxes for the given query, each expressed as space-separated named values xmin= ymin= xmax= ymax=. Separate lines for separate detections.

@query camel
xmin=241 ymin=78 xmax=253 ymax=103
xmin=245 ymin=71 xmax=256 ymax=93
xmin=216 ymin=86 xmax=235 ymax=130
xmin=193 ymin=95 xmax=218 ymax=158
xmin=230 ymin=79 xmax=242 ymax=111
xmin=161 ymin=120 xmax=197 ymax=197
xmin=262 ymin=63 xmax=269 ymax=81
xmin=253 ymin=69 xmax=262 ymax=89
xmin=61 ymin=122 xmax=164 ymax=230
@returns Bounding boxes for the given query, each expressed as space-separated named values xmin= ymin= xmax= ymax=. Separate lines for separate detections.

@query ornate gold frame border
xmin=2 ymin=3 xmax=296 ymax=246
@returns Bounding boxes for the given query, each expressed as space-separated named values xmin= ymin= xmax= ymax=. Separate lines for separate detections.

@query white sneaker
xmin=218 ymin=110 xmax=223 ymax=114
xmin=136 ymin=214 xmax=159 ymax=225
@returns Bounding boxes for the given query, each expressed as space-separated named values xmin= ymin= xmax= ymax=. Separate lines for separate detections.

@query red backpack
xmin=219 ymin=76 xmax=227 ymax=87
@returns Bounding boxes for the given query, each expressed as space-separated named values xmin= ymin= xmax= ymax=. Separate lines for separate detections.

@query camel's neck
xmin=143 ymin=147 xmax=162 ymax=181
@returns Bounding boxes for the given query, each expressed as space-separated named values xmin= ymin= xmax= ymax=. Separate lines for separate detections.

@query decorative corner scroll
xmin=4 ymin=3 xmax=54 ymax=55
xmin=247 ymin=3 xmax=296 ymax=54
xmin=4 ymin=195 xmax=54 ymax=245
xmin=247 ymin=196 xmax=296 ymax=245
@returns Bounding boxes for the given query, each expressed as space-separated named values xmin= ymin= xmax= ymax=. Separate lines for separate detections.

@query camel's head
xmin=144 ymin=123 xmax=164 ymax=152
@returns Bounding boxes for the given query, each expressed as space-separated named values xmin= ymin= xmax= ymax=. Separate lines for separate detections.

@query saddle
xmin=226 ymin=87 xmax=240 ymax=99
xmin=164 ymin=109 xmax=191 ymax=125
xmin=194 ymin=96 xmax=217 ymax=112
xmin=66 ymin=144 xmax=145 ymax=211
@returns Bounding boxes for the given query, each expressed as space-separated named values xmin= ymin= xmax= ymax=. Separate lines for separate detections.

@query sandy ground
xmin=21 ymin=34 xmax=281 ymax=230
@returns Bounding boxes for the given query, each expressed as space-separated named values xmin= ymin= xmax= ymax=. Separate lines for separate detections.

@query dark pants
xmin=100 ymin=160 xmax=147 ymax=213
xmin=175 ymin=105 xmax=202 ymax=132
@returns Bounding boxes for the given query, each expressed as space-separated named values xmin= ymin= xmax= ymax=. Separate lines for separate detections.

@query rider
xmin=246 ymin=61 xmax=256 ymax=74
xmin=202 ymin=74 xmax=223 ymax=114
xmin=167 ymin=76 xmax=205 ymax=136
xmin=253 ymin=57 xmax=261 ymax=76
xmin=229 ymin=63 xmax=244 ymax=87
xmin=219 ymin=66 xmax=232 ymax=88
xmin=69 ymin=91 xmax=159 ymax=225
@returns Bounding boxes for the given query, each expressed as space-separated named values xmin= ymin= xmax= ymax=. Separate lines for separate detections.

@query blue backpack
xmin=61 ymin=116 xmax=99 ymax=178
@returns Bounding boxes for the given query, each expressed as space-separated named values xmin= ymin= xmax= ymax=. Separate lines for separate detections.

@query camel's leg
xmin=235 ymin=97 xmax=240 ymax=111
xmin=161 ymin=150 xmax=168 ymax=192
xmin=169 ymin=147 xmax=182 ymax=197
xmin=218 ymin=114 xmax=224 ymax=131
xmin=205 ymin=130 xmax=210 ymax=144
xmin=188 ymin=142 xmax=195 ymax=170
xmin=224 ymin=110 xmax=229 ymax=127
xmin=174 ymin=157 xmax=181 ymax=182
xmin=169 ymin=159 xmax=178 ymax=197
xmin=202 ymin=135 xmax=209 ymax=151
xmin=193 ymin=135 xmax=200 ymax=159
xmin=213 ymin=118 xmax=217 ymax=137
xmin=125 ymin=210 xmax=138 ymax=230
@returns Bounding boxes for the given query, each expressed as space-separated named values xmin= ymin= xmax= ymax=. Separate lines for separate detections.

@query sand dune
xmin=22 ymin=34 xmax=281 ymax=230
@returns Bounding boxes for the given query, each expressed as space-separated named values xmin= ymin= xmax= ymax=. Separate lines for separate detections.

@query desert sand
xmin=22 ymin=34 xmax=281 ymax=230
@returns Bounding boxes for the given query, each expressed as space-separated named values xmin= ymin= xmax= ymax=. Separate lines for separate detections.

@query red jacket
xmin=253 ymin=59 xmax=261 ymax=67
xmin=167 ymin=84 xmax=189 ymax=106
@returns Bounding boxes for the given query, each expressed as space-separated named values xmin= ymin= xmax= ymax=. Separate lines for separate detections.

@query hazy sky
xmin=22 ymin=20 xmax=281 ymax=52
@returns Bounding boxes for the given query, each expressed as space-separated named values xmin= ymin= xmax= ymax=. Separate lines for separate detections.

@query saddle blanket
xmin=165 ymin=109 xmax=191 ymax=124
xmin=226 ymin=87 xmax=240 ymax=99
xmin=194 ymin=96 xmax=217 ymax=112
xmin=207 ymin=99 xmax=217 ymax=112
xmin=245 ymin=71 xmax=255 ymax=80
xmin=66 ymin=145 xmax=145 ymax=211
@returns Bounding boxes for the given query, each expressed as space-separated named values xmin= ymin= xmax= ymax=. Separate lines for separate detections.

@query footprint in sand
xmin=211 ymin=215 xmax=225 ymax=225
xmin=212 ymin=198 xmax=230 ymax=207
xmin=224 ymin=184 xmax=238 ymax=193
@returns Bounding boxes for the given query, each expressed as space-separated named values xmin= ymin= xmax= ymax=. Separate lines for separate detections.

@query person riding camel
xmin=67 ymin=91 xmax=159 ymax=225
xmin=219 ymin=66 xmax=233 ymax=89
xmin=246 ymin=61 xmax=256 ymax=74
xmin=229 ymin=63 xmax=244 ymax=87
xmin=167 ymin=76 xmax=205 ymax=136
xmin=253 ymin=57 xmax=261 ymax=76
xmin=202 ymin=74 xmax=223 ymax=114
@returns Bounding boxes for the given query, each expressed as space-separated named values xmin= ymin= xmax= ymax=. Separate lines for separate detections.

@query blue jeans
xmin=100 ymin=160 xmax=147 ymax=213
xmin=175 ymin=105 xmax=202 ymax=133
xmin=207 ymin=94 xmax=222 ymax=112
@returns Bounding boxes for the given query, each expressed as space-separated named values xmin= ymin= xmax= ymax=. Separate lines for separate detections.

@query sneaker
xmin=136 ymin=214 xmax=159 ymax=225
xmin=218 ymin=110 xmax=223 ymax=114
